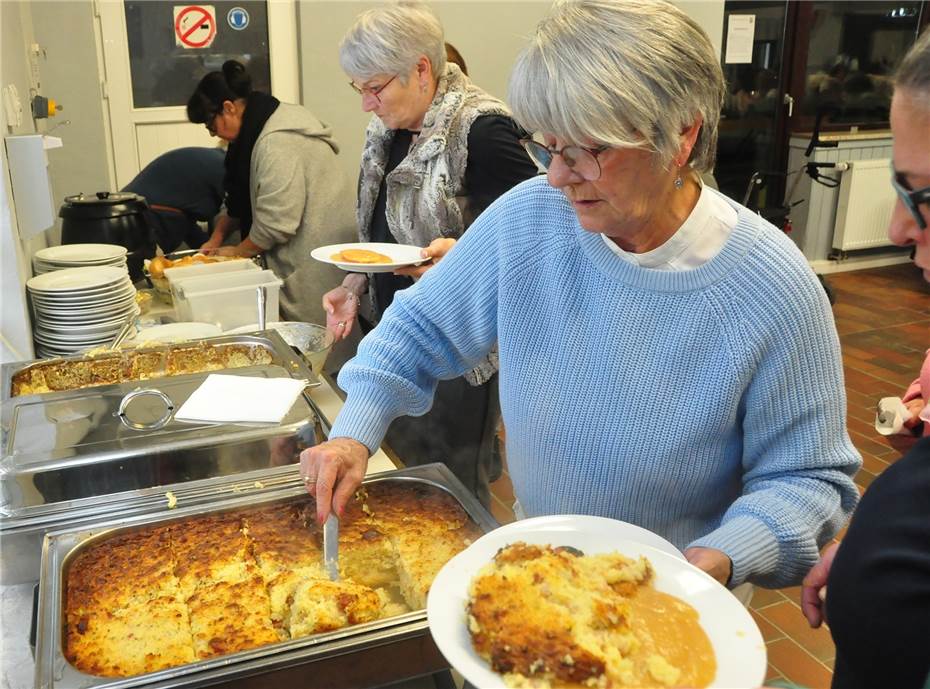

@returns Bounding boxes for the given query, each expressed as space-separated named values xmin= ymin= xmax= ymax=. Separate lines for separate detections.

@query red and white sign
xmin=174 ymin=5 xmax=216 ymax=49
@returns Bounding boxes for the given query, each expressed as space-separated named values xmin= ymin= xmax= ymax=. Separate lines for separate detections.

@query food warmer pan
xmin=1 ymin=332 xmax=323 ymax=584
xmin=34 ymin=463 xmax=498 ymax=689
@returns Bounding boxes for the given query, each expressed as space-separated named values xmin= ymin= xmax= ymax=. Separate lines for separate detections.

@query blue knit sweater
xmin=331 ymin=176 xmax=862 ymax=588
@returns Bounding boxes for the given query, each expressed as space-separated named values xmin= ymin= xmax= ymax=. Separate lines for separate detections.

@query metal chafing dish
xmin=35 ymin=463 xmax=498 ymax=689
xmin=1 ymin=332 xmax=324 ymax=584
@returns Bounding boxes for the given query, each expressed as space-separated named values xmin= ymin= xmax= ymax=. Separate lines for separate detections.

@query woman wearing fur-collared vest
xmin=321 ymin=2 xmax=537 ymax=506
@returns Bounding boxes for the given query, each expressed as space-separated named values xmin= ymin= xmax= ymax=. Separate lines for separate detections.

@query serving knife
xmin=323 ymin=513 xmax=340 ymax=581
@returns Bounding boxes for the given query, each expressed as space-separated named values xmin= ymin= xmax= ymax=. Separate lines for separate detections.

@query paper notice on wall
xmin=725 ymin=14 xmax=756 ymax=64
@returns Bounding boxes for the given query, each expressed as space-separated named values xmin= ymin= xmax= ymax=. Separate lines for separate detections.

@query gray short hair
xmin=339 ymin=2 xmax=446 ymax=84
xmin=896 ymin=28 xmax=930 ymax=108
xmin=508 ymin=0 xmax=726 ymax=172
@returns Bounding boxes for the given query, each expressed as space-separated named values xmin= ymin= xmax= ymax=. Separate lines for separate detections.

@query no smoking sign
xmin=174 ymin=5 xmax=217 ymax=49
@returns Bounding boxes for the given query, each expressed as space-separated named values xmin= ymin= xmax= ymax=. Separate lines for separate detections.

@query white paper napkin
xmin=174 ymin=374 xmax=308 ymax=424
xmin=874 ymin=396 xmax=911 ymax=436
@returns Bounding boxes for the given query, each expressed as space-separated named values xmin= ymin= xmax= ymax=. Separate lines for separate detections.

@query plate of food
xmin=310 ymin=242 xmax=427 ymax=273
xmin=426 ymin=515 xmax=766 ymax=689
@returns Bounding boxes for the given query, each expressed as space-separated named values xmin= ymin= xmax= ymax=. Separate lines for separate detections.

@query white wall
xmin=299 ymin=0 xmax=725 ymax=186
xmin=2 ymin=1 xmax=38 ymax=138
xmin=30 ymin=0 xmax=114 ymax=241
xmin=1 ymin=1 xmax=40 ymax=362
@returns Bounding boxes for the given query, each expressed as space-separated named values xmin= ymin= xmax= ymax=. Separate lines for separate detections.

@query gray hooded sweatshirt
xmin=247 ymin=103 xmax=356 ymax=325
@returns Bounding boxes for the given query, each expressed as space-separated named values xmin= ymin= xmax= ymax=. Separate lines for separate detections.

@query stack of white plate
xmin=32 ymin=243 xmax=128 ymax=275
xmin=27 ymin=266 xmax=139 ymax=358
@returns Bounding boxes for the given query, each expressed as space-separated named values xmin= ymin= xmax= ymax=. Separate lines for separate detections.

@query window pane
xmin=717 ymin=1 xmax=787 ymax=202
xmin=125 ymin=1 xmax=271 ymax=109
xmin=800 ymin=1 xmax=921 ymax=126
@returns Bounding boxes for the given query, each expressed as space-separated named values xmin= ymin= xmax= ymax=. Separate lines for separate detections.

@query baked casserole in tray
xmin=9 ymin=342 xmax=273 ymax=397
xmin=62 ymin=479 xmax=482 ymax=678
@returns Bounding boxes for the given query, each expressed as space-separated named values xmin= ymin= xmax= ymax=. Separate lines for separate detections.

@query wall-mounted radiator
xmin=832 ymin=158 xmax=897 ymax=252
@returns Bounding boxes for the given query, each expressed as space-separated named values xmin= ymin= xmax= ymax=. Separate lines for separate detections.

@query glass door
xmin=786 ymin=1 xmax=925 ymax=134
xmin=97 ymin=0 xmax=298 ymax=188
xmin=715 ymin=1 xmax=791 ymax=211
xmin=124 ymin=1 xmax=272 ymax=109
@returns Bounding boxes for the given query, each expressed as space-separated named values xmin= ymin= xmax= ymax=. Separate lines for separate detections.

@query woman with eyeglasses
xmin=885 ymin=30 xmax=930 ymax=445
xmin=321 ymin=2 xmax=536 ymax=505
xmin=186 ymin=60 xmax=356 ymax=326
xmin=302 ymin=0 xmax=860 ymax=594
xmin=801 ymin=30 xmax=930 ymax=689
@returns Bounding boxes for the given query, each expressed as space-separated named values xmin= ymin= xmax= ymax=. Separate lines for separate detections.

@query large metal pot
xmin=59 ymin=192 xmax=154 ymax=280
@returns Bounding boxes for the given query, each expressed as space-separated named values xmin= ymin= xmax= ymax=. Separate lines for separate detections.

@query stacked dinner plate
xmin=32 ymin=243 xmax=128 ymax=275
xmin=27 ymin=266 xmax=139 ymax=358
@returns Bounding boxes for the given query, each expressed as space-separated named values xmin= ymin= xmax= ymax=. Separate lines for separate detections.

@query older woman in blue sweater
xmin=301 ymin=0 xmax=861 ymax=590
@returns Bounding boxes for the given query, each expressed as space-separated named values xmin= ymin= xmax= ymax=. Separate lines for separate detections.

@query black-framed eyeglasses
xmin=205 ymin=110 xmax=220 ymax=135
xmin=520 ymin=139 xmax=610 ymax=181
xmin=890 ymin=163 xmax=930 ymax=230
xmin=349 ymin=74 xmax=398 ymax=103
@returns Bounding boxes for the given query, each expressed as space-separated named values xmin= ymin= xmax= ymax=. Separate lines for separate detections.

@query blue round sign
xmin=227 ymin=7 xmax=249 ymax=30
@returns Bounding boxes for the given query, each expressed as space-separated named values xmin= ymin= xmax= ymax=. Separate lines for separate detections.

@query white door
xmin=97 ymin=0 xmax=299 ymax=189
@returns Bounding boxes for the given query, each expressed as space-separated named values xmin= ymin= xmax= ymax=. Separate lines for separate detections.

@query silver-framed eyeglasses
xmin=890 ymin=162 xmax=930 ymax=230
xmin=349 ymin=75 xmax=398 ymax=103
xmin=520 ymin=139 xmax=610 ymax=181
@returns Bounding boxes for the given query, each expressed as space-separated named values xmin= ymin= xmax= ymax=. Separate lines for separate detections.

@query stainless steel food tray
xmin=1 ymin=331 xmax=313 ymax=403
xmin=1 ymin=332 xmax=324 ymax=583
xmin=35 ymin=463 xmax=498 ymax=689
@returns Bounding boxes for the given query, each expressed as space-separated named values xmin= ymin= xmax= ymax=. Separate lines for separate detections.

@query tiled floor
xmin=487 ymin=261 xmax=930 ymax=689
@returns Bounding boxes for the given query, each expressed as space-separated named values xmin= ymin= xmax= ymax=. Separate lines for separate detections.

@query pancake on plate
xmin=332 ymin=249 xmax=394 ymax=264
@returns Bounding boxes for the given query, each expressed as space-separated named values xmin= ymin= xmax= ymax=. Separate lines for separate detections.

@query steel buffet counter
xmin=3 ymin=465 xmax=486 ymax=689
xmin=0 ymin=334 xmax=420 ymax=689
xmin=1 ymin=332 xmax=321 ymax=585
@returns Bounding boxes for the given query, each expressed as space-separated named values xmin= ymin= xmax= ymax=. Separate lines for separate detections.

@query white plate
xmin=426 ymin=515 xmax=766 ymax=689
xmin=35 ymin=301 xmax=138 ymax=320
xmin=35 ymin=310 xmax=135 ymax=329
xmin=33 ymin=260 xmax=127 ymax=275
xmin=33 ymin=291 xmax=136 ymax=309
xmin=32 ymin=287 xmax=135 ymax=305
xmin=34 ymin=243 xmax=127 ymax=263
xmin=310 ymin=242 xmax=427 ymax=273
xmin=26 ymin=266 xmax=130 ymax=293
xmin=225 ymin=321 xmax=287 ymax=335
xmin=35 ymin=243 xmax=127 ymax=262
xmin=35 ymin=333 xmax=113 ymax=346
xmin=31 ymin=283 xmax=136 ymax=306
xmin=28 ymin=278 xmax=133 ymax=298
xmin=30 ymin=285 xmax=132 ymax=301
xmin=125 ymin=322 xmax=222 ymax=344
xmin=34 ymin=257 xmax=127 ymax=269
xmin=489 ymin=515 xmax=684 ymax=561
xmin=37 ymin=306 xmax=139 ymax=331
